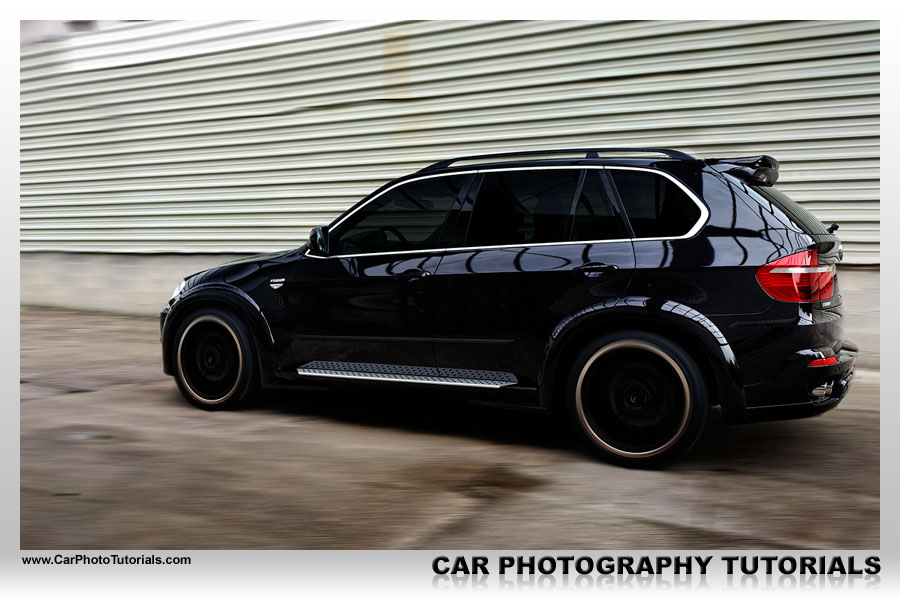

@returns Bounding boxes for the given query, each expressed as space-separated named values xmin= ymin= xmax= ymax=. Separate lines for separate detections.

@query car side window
xmin=609 ymin=169 xmax=701 ymax=238
xmin=333 ymin=175 xmax=470 ymax=255
xmin=571 ymin=170 xmax=627 ymax=241
xmin=466 ymin=169 xmax=580 ymax=246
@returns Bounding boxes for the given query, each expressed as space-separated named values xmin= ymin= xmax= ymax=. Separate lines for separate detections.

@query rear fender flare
xmin=540 ymin=296 xmax=743 ymax=415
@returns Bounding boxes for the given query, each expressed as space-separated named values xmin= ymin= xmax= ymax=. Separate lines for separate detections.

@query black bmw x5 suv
xmin=160 ymin=148 xmax=857 ymax=466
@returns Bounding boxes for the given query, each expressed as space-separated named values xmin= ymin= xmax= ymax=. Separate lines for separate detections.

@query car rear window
xmin=571 ymin=169 xmax=627 ymax=241
xmin=466 ymin=169 xmax=580 ymax=246
xmin=749 ymin=184 xmax=830 ymax=235
xmin=609 ymin=169 xmax=701 ymax=238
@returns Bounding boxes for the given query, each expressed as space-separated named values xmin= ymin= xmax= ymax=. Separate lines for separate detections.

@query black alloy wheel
xmin=567 ymin=331 xmax=708 ymax=467
xmin=173 ymin=308 xmax=257 ymax=410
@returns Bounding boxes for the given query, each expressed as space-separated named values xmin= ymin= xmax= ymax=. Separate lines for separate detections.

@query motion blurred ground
xmin=20 ymin=306 xmax=878 ymax=549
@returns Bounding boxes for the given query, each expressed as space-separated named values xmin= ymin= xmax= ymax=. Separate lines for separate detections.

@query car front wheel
xmin=172 ymin=308 xmax=257 ymax=410
xmin=566 ymin=331 xmax=708 ymax=467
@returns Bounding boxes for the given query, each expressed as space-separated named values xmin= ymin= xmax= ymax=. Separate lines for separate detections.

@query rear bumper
xmin=742 ymin=341 xmax=857 ymax=422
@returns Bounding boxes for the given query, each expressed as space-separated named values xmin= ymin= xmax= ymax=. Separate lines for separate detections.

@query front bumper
xmin=160 ymin=305 xmax=172 ymax=375
xmin=743 ymin=341 xmax=857 ymax=422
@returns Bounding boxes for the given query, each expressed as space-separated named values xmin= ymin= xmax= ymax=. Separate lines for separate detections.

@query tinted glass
xmin=750 ymin=184 xmax=829 ymax=235
xmin=467 ymin=169 xmax=580 ymax=246
xmin=571 ymin=170 xmax=626 ymax=241
xmin=610 ymin=169 xmax=701 ymax=238
xmin=334 ymin=175 xmax=469 ymax=255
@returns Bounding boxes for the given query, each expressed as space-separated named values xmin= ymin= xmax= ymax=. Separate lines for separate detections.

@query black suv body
xmin=160 ymin=148 xmax=857 ymax=466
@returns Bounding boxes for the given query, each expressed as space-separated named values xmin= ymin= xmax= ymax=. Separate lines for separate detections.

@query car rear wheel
xmin=173 ymin=308 xmax=257 ymax=410
xmin=566 ymin=331 xmax=708 ymax=467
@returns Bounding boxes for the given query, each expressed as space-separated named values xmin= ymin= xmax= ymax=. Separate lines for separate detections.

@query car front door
xmin=284 ymin=173 xmax=473 ymax=372
xmin=430 ymin=167 xmax=636 ymax=387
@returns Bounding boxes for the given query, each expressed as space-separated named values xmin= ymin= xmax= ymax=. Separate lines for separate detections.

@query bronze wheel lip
xmin=575 ymin=340 xmax=691 ymax=458
xmin=177 ymin=315 xmax=243 ymax=405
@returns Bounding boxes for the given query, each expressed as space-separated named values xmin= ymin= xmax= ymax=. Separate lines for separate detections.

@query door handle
xmin=575 ymin=262 xmax=618 ymax=274
xmin=392 ymin=268 xmax=432 ymax=280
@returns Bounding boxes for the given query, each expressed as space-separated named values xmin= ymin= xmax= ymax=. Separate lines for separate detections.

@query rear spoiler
xmin=706 ymin=155 xmax=779 ymax=186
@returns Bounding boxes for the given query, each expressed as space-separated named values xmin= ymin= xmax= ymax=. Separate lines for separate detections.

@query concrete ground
xmin=20 ymin=308 xmax=879 ymax=549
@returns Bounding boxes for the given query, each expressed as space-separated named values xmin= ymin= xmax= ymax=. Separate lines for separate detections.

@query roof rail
xmin=420 ymin=147 xmax=696 ymax=172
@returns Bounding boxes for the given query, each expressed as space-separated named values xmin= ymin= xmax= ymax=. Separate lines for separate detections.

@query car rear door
xmin=429 ymin=167 xmax=636 ymax=387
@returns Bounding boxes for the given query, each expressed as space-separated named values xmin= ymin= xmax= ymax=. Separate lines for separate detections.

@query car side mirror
xmin=309 ymin=226 xmax=329 ymax=256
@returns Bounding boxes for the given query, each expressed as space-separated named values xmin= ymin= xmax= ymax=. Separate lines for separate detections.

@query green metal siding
xmin=20 ymin=20 xmax=880 ymax=263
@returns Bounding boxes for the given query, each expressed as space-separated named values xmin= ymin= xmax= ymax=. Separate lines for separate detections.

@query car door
xmin=284 ymin=173 xmax=474 ymax=371
xmin=430 ymin=167 xmax=636 ymax=386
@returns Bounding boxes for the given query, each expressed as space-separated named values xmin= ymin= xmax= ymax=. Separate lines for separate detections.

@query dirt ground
xmin=20 ymin=307 xmax=879 ymax=549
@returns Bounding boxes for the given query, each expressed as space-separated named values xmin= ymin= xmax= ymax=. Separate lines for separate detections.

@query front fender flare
xmin=161 ymin=283 xmax=276 ymax=377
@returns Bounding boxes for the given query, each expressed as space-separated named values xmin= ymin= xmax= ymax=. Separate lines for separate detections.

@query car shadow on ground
xmin=211 ymin=384 xmax=849 ymax=471
xmin=252 ymin=385 xmax=575 ymax=451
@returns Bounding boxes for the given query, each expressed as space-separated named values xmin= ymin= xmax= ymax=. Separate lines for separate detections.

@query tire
xmin=171 ymin=307 xmax=258 ymax=410
xmin=565 ymin=331 xmax=708 ymax=468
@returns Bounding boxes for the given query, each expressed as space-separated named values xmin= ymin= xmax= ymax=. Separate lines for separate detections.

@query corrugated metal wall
xmin=20 ymin=20 xmax=880 ymax=263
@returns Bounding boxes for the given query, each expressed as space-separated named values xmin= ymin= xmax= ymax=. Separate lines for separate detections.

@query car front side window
xmin=332 ymin=175 xmax=471 ymax=255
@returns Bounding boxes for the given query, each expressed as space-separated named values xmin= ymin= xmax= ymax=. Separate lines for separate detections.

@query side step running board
xmin=295 ymin=361 xmax=517 ymax=389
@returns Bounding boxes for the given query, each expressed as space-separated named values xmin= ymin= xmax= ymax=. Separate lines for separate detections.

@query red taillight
xmin=809 ymin=356 xmax=838 ymax=367
xmin=756 ymin=250 xmax=834 ymax=303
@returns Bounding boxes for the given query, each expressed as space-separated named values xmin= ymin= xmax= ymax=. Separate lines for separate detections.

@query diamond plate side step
xmin=295 ymin=361 xmax=517 ymax=389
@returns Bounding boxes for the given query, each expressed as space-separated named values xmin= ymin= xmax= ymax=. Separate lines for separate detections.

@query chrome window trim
xmin=308 ymin=165 xmax=709 ymax=260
